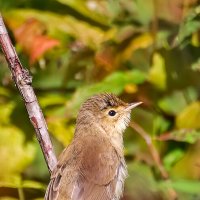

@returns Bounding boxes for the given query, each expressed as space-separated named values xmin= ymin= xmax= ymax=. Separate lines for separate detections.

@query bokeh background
xmin=0 ymin=0 xmax=200 ymax=199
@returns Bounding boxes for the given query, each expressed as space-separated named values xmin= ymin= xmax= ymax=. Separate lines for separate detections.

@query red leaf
xmin=13 ymin=18 xmax=60 ymax=63
xmin=30 ymin=35 xmax=60 ymax=63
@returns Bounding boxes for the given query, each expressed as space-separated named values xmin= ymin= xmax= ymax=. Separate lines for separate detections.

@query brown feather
xmin=44 ymin=93 xmax=140 ymax=200
xmin=45 ymin=134 xmax=120 ymax=200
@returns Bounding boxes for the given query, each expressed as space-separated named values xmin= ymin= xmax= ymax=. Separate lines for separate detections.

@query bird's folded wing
xmin=45 ymin=135 xmax=120 ymax=200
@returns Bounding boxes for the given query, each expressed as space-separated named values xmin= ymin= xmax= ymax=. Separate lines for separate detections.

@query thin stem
xmin=130 ymin=121 xmax=178 ymax=199
xmin=130 ymin=121 xmax=168 ymax=178
xmin=18 ymin=187 xmax=25 ymax=200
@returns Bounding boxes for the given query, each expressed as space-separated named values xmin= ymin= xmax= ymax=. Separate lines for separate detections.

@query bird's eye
xmin=108 ymin=110 xmax=116 ymax=116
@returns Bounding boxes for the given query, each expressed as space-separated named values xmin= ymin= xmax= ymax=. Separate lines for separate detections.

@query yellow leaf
xmin=122 ymin=33 xmax=153 ymax=60
xmin=192 ymin=32 xmax=200 ymax=47
xmin=172 ymin=141 xmax=200 ymax=179
xmin=124 ymin=84 xmax=138 ymax=94
xmin=148 ymin=53 xmax=166 ymax=90
xmin=0 ymin=126 xmax=35 ymax=179
xmin=176 ymin=101 xmax=200 ymax=129
xmin=48 ymin=118 xmax=74 ymax=146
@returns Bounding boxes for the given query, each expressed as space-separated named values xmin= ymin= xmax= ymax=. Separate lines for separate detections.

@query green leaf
xmin=0 ymin=177 xmax=45 ymax=190
xmin=152 ymin=115 xmax=170 ymax=135
xmin=158 ymin=92 xmax=187 ymax=115
xmin=175 ymin=5 xmax=200 ymax=45
xmin=0 ymin=102 xmax=15 ymax=125
xmin=39 ymin=94 xmax=67 ymax=108
xmin=178 ymin=21 xmax=200 ymax=44
xmin=133 ymin=0 xmax=154 ymax=25
xmin=173 ymin=129 xmax=200 ymax=143
xmin=171 ymin=180 xmax=200 ymax=194
xmin=22 ymin=180 xmax=45 ymax=190
xmin=0 ymin=87 xmax=11 ymax=97
xmin=56 ymin=0 xmax=109 ymax=26
xmin=158 ymin=88 xmax=198 ymax=115
xmin=164 ymin=149 xmax=184 ymax=171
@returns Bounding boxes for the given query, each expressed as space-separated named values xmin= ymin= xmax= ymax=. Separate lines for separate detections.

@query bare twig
xmin=130 ymin=122 xmax=178 ymax=200
xmin=130 ymin=121 xmax=168 ymax=179
xmin=0 ymin=14 xmax=57 ymax=173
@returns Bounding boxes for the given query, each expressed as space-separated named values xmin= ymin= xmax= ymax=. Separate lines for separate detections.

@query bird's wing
xmin=45 ymin=135 xmax=121 ymax=200
xmin=45 ymin=140 xmax=83 ymax=200
xmin=70 ymin=135 xmax=120 ymax=200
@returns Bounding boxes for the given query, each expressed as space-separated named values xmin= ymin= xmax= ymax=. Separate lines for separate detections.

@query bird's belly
xmin=114 ymin=161 xmax=128 ymax=200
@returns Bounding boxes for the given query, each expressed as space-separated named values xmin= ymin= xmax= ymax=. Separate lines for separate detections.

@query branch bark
xmin=0 ymin=14 xmax=57 ymax=173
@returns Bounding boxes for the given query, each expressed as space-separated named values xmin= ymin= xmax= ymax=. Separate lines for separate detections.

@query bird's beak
xmin=125 ymin=102 xmax=142 ymax=111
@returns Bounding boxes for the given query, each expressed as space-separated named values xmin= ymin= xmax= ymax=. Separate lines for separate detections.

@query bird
xmin=45 ymin=93 xmax=142 ymax=200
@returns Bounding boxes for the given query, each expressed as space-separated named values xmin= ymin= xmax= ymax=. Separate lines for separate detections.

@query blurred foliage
xmin=0 ymin=0 xmax=200 ymax=199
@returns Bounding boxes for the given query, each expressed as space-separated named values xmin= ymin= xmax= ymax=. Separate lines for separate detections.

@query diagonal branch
xmin=0 ymin=14 xmax=57 ymax=173
xmin=130 ymin=121 xmax=178 ymax=200
xmin=130 ymin=121 xmax=168 ymax=178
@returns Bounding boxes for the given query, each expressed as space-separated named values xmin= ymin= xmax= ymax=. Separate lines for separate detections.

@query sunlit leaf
xmin=122 ymin=33 xmax=153 ymax=60
xmin=0 ymin=102 xmax=15 ymax=125
xmin=176 ymin=101 xmax=200 ymax=129
xmin=56 ymin=0 xmax=109 ymax=25
xmin=124 ymin=84 xmax=138 ymax=94
xmin=133 ymin=0 xmax=154 ymax=25
xmin=0 ymin=175 xmax=21 ymax=188
xmin=39 ymin=94 xmax=67 ymax=108
xmin=172 ymin=141 xmax=200 ymax=179
xmin=0 ymin=126 xmax=35 ymax=178
xmin=22 ymin=180 xmax=45 ymax=190
xmin=191 ymin=32 xmax=200 ymax=47
xmin=48 ymin=118 xmax=74 ymax=146
xmin=148 ymin=53 xmax=166 ymax=90
xmin=0 ymin=178 xmax=45 ymax=190
xmin=171 ymin=180 xmax=200 ymax=194
xmin=0 ymin=87 xmax=11 ymax=97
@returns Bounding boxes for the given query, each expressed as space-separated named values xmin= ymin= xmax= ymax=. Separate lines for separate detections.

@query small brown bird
xmin=45 ymin=93 xmax=141 ymax=200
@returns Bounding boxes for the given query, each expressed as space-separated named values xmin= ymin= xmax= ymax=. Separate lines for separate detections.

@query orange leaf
xmin=30 ymin=35 xmax=60 ymax=63
xmin=13 ymin=18 xmax=60 ymax=63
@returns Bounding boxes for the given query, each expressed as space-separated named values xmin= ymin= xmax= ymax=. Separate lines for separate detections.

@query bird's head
xmin=77 ymin=93 xmax=142 ymax=134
